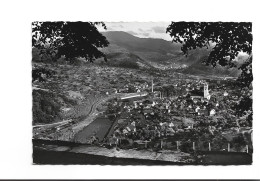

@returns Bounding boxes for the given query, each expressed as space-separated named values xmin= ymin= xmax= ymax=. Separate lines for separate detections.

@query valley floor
xmin=32 ymin=62 xmax=252 ymax=165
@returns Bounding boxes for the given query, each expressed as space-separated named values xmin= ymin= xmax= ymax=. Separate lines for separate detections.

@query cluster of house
xmin=104 ymin=78 xmax=245 ymax=147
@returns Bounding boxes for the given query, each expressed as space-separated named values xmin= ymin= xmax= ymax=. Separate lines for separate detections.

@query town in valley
xmin=32 ymin=22 xmax=253 ymax=165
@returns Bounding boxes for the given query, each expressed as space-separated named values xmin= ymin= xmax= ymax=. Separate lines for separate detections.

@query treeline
xmin=33 ymin=90 xmax=61 ymax=124
xmin=33 ymin=90 xmax=77 ymax=124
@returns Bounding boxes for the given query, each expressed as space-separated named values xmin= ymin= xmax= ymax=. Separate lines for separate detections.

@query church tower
xmin=204 ymin=83 xmax=209 ymax=98
xmin=152 ymin=79 xmax=154 ymax=93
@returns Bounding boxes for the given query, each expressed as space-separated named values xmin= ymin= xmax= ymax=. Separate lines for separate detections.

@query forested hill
xmin=99 ymin=31 xmax=246 ymax=77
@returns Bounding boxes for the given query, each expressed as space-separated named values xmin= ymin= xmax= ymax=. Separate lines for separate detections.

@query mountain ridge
xmin=99 ymin=31 xmax=244 ymax=77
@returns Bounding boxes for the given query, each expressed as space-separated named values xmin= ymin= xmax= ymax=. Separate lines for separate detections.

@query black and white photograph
xmin=1 ymin=0 xmax=260 ymax=179
xmin=32 ymin=21 xmax=253 ymax=165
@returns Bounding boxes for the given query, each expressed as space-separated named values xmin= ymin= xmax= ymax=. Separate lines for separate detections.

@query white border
xmin=0 ymin=0 xmax=260 ymax=179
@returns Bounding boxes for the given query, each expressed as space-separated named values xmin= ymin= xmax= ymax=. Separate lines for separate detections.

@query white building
xmin=204 ymin=83 xmax=209 ymax=99
xmin=224 ymin=91 xmax=229 ymax=96
xmin=210 ymin=109 xmax=216 ymax=116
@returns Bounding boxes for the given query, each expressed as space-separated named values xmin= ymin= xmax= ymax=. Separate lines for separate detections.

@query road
xmin=70 ymin=93 xmax=122 ymax=133
xmin=33 ymin=93 xmax=119 ymax=129
xmin=33 ymin=119 xmax=72 ymax=128
xmin=33 ymin=92 xmax=138 ymax=141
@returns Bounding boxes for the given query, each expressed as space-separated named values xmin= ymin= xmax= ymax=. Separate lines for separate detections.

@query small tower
xmin=204 ymin=82 xmax=209 ymax=98
xmin=152 ymin=79 xmax=154 ymax=93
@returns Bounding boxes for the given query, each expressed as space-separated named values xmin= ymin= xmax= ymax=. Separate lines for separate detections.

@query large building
xmin=120 ymin=92 xmax=148 ymax=100
xmin=190 ymin=82 xmax=210 ymax=100
xmin=204 ymin=83 xmax=210 ymax=99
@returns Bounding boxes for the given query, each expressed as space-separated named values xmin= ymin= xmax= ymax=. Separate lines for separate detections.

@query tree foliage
xmin=32 ymin=67 xmax=55 ymax=82
xmin=166 ymin=22 xmax=252 ymax=68
xmin=237 ymin=56 xmax=253 ymax=87
xmin=32 ymin=21 xmax=109 ymax=62
xmin=33 ymin=90 xmax=61 ymax=124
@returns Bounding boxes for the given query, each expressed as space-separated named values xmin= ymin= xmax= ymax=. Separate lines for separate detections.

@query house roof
xmin=190 ymin=90 xmax=204 ymax=97
xmin=143 ymin=109 xmax=153 ymax=113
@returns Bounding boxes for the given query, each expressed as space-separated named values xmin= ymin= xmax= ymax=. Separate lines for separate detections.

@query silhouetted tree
xmin=166 ymin=22 xmax=252 ymax=68
xmin=236 ymin=56 xmax=252 ymax=88
xmin=32 ymin=21 xmax=109 ymax=62
xmin=32 ymin=67 xmax=55 ymax=82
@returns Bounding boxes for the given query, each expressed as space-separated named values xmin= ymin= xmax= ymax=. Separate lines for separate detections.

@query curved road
xmin=71 ymin=94 xmax=122 ymax=131
xmin=33 ymin=93 xmax=121 ymax=130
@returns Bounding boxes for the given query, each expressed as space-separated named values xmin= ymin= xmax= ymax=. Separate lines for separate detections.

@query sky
xmin=98 ymin=22 xmax=173 ymax=41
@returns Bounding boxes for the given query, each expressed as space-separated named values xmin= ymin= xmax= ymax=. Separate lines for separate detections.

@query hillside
xmin=103 ymin=31 xmax=181 ymax=54
xmin=100 ymin=31 xmax=181 ymax=68
xmin=177 ymin=51 xmax=249 ymax=77
xmin=97 ymin=43 xmax=154 ymax=69
xmin=100 ymin=31 xmax=246 ymax=77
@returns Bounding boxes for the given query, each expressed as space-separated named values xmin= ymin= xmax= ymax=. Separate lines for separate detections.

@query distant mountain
xmin=103 ymin=31 xmax=181 ymax=54
xmin=99 ymin=31 xmax=246 ymax=77
xmin=99 ymin=31 xmax=183 ymax=69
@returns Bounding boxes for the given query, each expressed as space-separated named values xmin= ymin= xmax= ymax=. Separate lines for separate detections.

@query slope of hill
xmin=100 ymin=31 xmax=182 ymax=68
xmin=101 ymin=31 xmax=211 ymax=68
xmin=103 ymin=31 xmax=181 ymax=54
xmin=97 ymin=42 xmax=154 ymax=69
xmin=100 ymin=31 xmax=246 ymax=77
xmin=177 ymin=50 xmax=248 ymax=77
